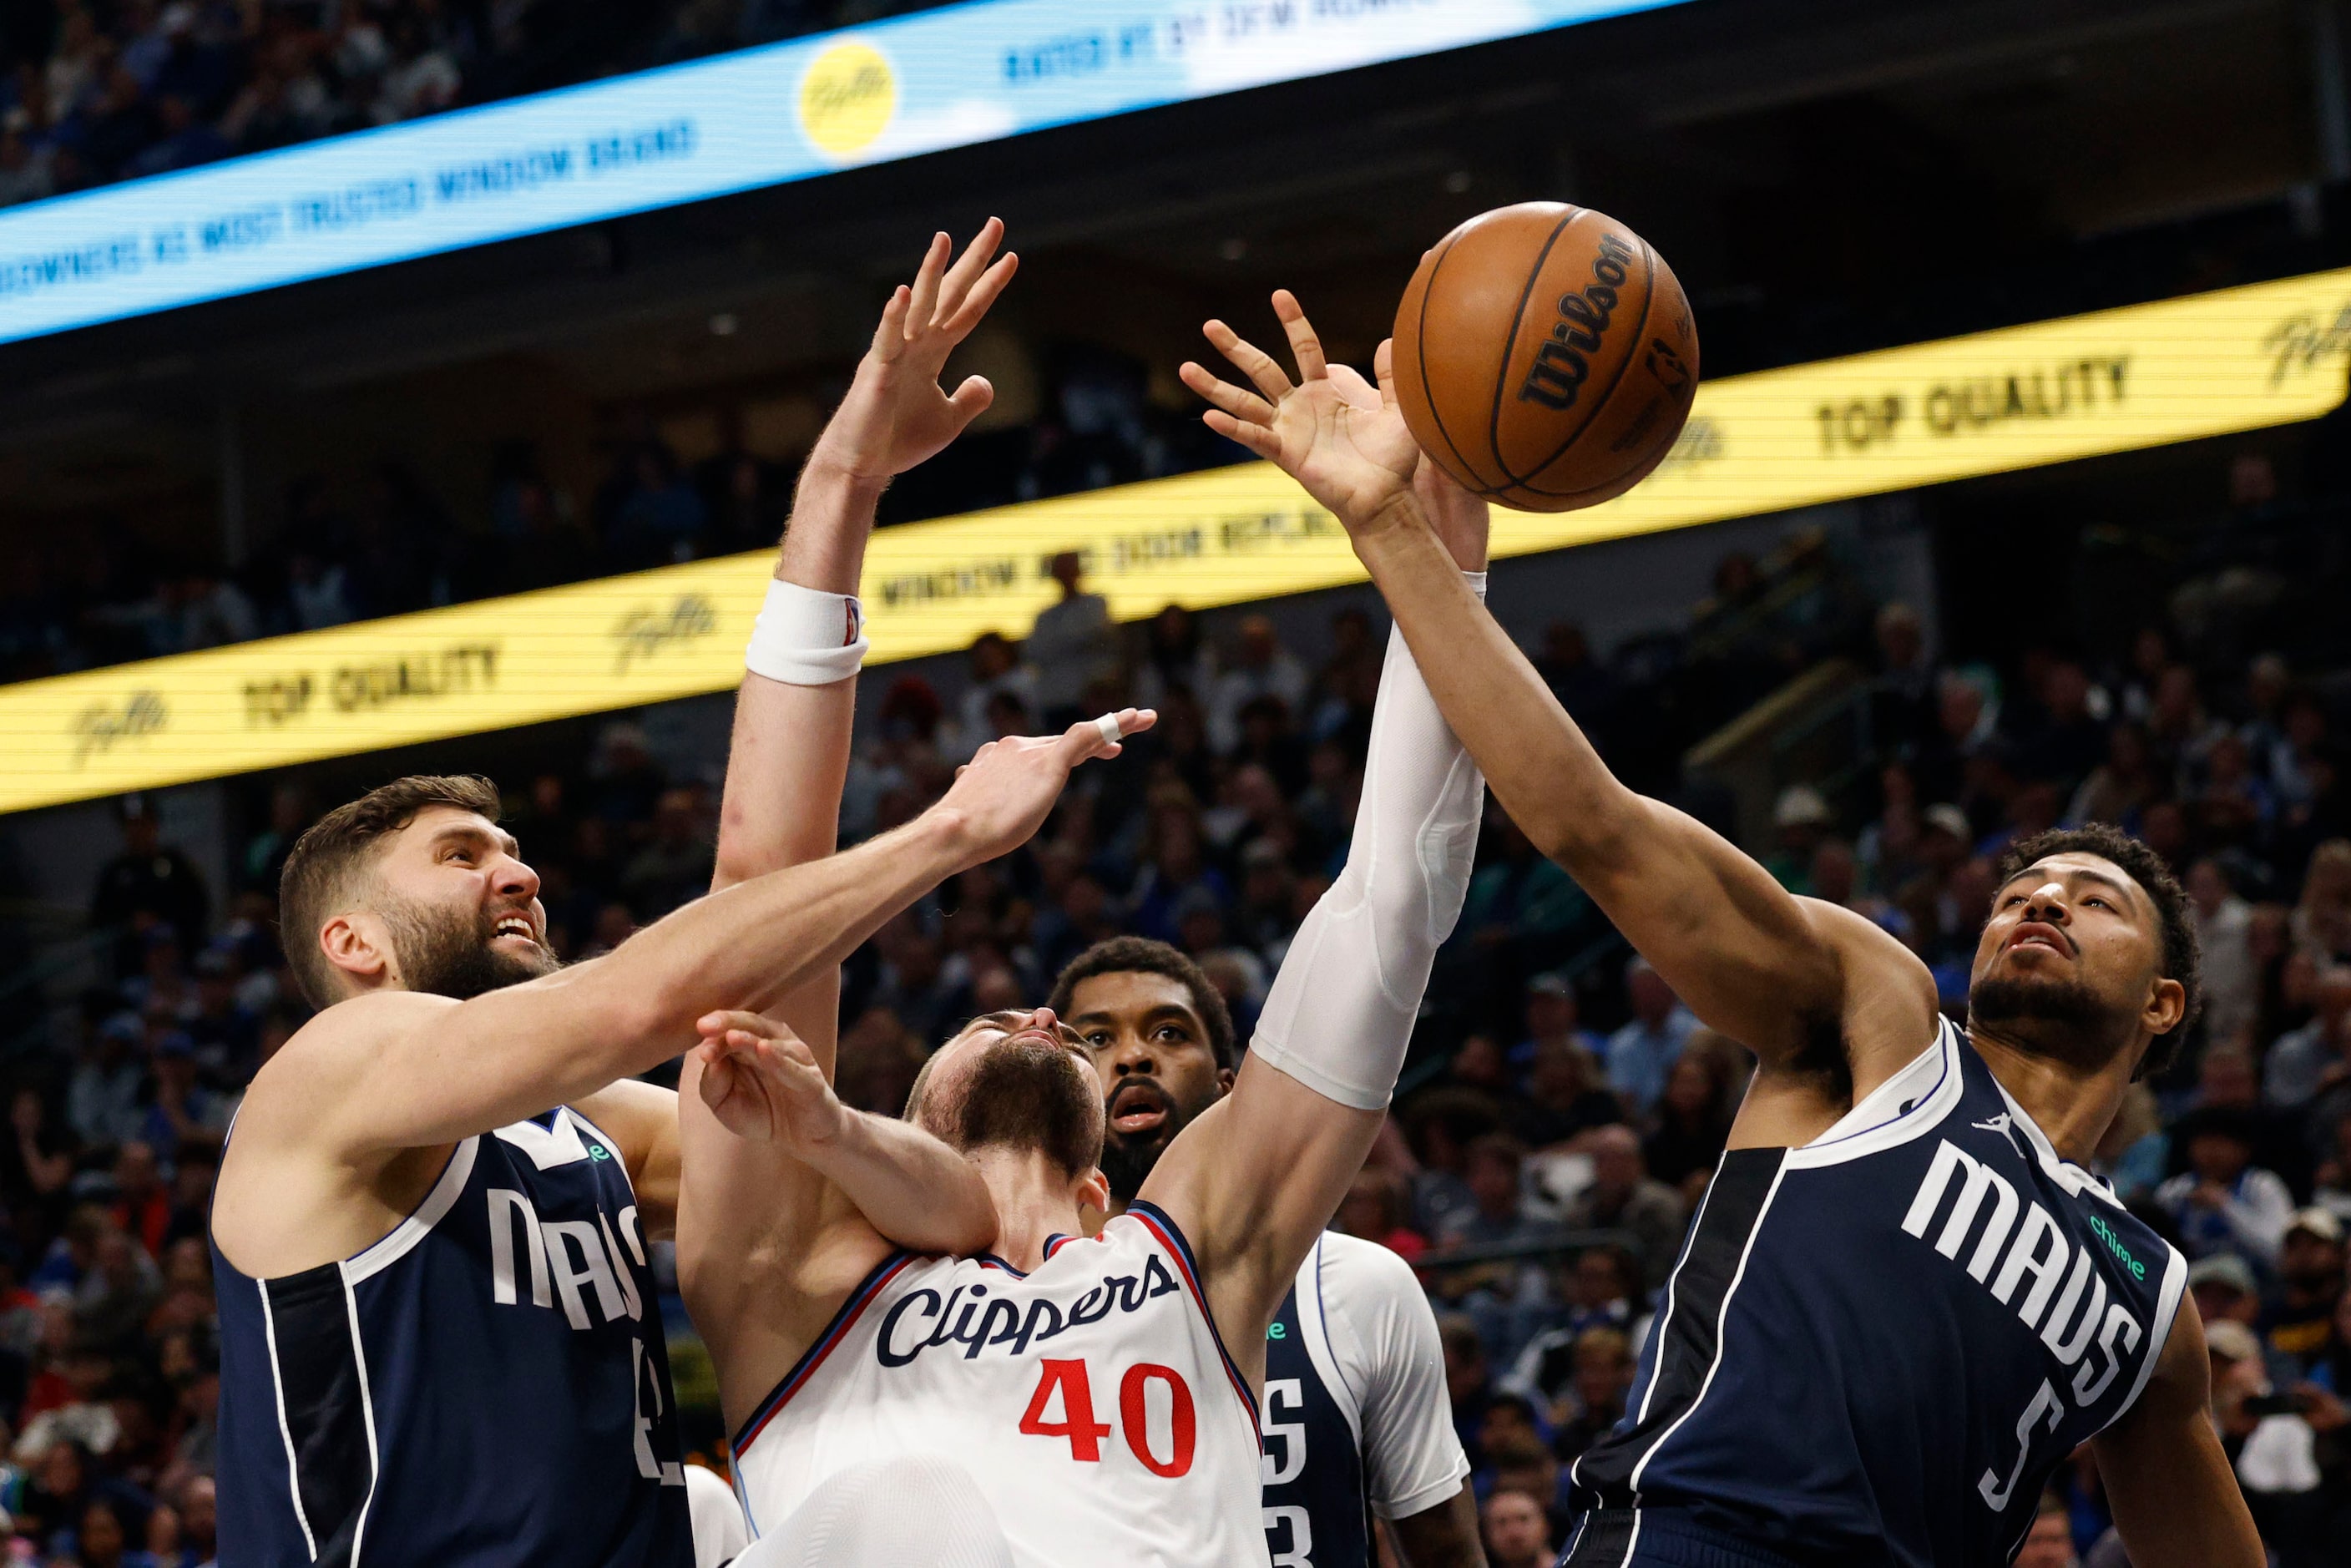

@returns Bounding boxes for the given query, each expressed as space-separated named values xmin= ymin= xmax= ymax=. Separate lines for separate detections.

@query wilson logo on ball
xmin=1518 ymin=231 xmax=1637 ymax=411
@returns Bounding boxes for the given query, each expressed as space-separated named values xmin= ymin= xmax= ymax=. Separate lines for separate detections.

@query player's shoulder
xmin=246 ymin=989 xmax=456 ymax=1105
xmin=1307 ymin=1232 xmax=1436 ymax=1329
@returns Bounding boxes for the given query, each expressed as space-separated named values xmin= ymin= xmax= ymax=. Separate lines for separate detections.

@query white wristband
xmin=746 ymin=577 xmax=868 ymax=686
xmin=1463 ymin=570 xmax=1488 ymax=601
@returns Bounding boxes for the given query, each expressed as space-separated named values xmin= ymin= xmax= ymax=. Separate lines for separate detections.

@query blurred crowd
xmin=0 ymin=0 xmax=960 ymax=209
xmin=0 ymin=357 xmax=1244 ymax=685
xmin=0 ymin=458 xmax=2348 ymax=1563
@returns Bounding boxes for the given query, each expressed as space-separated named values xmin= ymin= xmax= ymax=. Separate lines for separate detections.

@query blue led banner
xmin=0 ymin=0 xmax=1681 ymax=346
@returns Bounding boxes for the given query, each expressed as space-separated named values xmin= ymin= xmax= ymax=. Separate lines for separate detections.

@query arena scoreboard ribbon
xmin=0 ymin=0 xmax=1683 ymax=346
xmin=1 ymin=264 xmax=2346 ymax=813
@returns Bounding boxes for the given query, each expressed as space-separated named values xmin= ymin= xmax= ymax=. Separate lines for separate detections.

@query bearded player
xmin=670 ymin=229 xmax=1486 ymax=1564
xmin=203 ymin=233 xmax=1145 ymax=1568
xmin=1181 ymin=291 xmax=2263 ymax=1567
xmin=1050 ymin=934 xmax=1483 ymax=1568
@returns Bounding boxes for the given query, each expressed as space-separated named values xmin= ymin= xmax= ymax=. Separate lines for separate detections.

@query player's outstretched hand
xmin=934 ymin=708 xmax=1155 ymax=868
xmin=1330 ymin=350 xmax=1491 ymax=574
xmin=807 ymin=219 xmax=1020 ymax=485
xmin=1182 ymin=291 xmax=1421 ymax=534
xmin=692 ymin=1011 xmax=846 ymax=1151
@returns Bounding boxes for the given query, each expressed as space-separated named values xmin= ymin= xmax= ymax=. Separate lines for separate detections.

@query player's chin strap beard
xmin=1967 ymin=974 xmax=2134 ymax=1075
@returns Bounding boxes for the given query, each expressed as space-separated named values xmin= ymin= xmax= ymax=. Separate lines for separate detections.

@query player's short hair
xmin=279 ymin=775 xmax=502 ymax=1009
xmin=1046 ymin=937 xmax=1236 ymax=1070
xmin=1995 ymin=822 xmax=2202 ymax=1078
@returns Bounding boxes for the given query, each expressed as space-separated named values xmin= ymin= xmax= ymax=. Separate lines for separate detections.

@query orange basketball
xmin=1391 ymin=203 xmax=1698 ymax=513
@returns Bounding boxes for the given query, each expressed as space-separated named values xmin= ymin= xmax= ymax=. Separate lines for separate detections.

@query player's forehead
xmin=1999 ymin=852 xmax=2149 ymax=914
xmin=1066 ymin=970 xmax=1199 ymax=1029
xmin=398 ymin=807 xmax=518 ymax=859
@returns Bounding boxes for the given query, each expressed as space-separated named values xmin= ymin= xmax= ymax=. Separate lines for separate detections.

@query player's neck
xmin=968 ymin=1147 xmax=1089 ymax=1272
xmin=1964 ymin=1025 xmax=2132 ymax=1164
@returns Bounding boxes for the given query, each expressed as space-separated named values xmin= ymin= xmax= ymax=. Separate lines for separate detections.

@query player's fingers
xmin=935 ymin=217 xmax=1004 ymax=321
xmin=1057 ymin=708 xmax=1155 ymax=765
xmin=1202 ymin=319 xmax=1295 ymax=406
xmin=870 ymin=286 xmax=911 ymax=362
xmin=906 ymin=230 xmax=951 ymax=334
xmin=1271 ymin=291 xmax=1327 ymax=382
xmin=948 ymin=375 xmax=995 ymax=425
xmin=1374 ymin=338 xmax=1400 ymax=408
xmin=1179 ymin=362 xmax=1274 ymax=427
xmin=1203 ymin=407 xmax=1281 ymax=458
xmin=699 ymin=1009 xmax=772 ymax=1039
xmin=942 ymin=251 xmax=1018 ymax=339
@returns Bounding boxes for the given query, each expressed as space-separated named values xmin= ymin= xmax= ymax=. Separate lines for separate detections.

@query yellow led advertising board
xmin=3 ymin=264 xmax=2347 ymax=814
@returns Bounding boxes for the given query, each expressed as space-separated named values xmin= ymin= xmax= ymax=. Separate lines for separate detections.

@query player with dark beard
xmin=1181 ymin=290 xmax=2264 ymax=1568
xmin=207 ymin=629 xmax=1128 ymax=1555
xmin=1049 ymin=937 xmax=1484 ymax=1568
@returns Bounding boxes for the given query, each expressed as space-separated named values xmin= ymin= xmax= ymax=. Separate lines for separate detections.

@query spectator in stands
xmin=1503 ymin=1245 xmax=1648 ymax=1419
xmin=1509 ymin=1034 xmax=1624 ymax=1151
xmin=88 ymin=802 xmax=208 ymax=977
xmin=1332 ymin=1167 xmax=1426 ymax=1262
xmin=1025 ymin=551 xmax=1119 ymax=730
xmin=2192 ymin=858 xmax=2259 ymax=1050
xmin=2266 ymin=969 xmax=2351 ymax=1111
xmin=2158 ymin=1108 xmax=2296 ymax=1269
xmin=1603 ymin=958 xmax=1697 ymax=1118
xmin=1207 ymin=614 xmax=1307 ymax=754
xmin=1560 ymin=1125 xmax=1686 ymax=1292
xmin=1644 ymin=1039 xmax=1737 ymax=1201
xmin=1481 ymin=1488 xmax=1555 ymax=1568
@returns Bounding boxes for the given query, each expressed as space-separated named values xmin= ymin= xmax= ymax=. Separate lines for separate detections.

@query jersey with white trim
xmin=730 ymin=1201 xmax=1268 ymax=1568
xmin=213 ymin=1106 xmax=692 ymax=1568
xmin=1261 ymin=1233 xmax=1469 ymax=1568
xmin=1563 ymin=1019 xmax=2185 ymax=1568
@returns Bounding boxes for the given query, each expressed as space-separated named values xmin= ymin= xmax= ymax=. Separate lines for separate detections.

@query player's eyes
xmin=1084 ymin=1031 xmax=1110 ymax=1047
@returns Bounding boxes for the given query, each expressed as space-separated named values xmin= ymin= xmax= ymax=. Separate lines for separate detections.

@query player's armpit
xmin=2092 ymin=1300 xmax=2264 ymax=1568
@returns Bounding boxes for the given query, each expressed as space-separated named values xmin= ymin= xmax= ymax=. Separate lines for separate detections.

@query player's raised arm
xmin=1180 ymin=294 xmax=1936 ymax=1076
xmin=1140 ymin=394 xmax=1487 ymax=1357
xmin=681 ymin=223 xmax=1017 ymax=1401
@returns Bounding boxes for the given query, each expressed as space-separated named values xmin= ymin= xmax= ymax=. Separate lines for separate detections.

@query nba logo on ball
xmin=1393 ymin=203 xmax=1700 ymax=513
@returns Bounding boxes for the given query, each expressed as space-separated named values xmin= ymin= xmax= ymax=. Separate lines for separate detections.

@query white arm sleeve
xmin=1250 ymin=594 xmax=1485 ymax=1110
xmin=1319 ymin=1235 xmax=1474 ymax=1519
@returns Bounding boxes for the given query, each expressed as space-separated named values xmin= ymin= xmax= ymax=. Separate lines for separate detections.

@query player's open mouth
xmin=492 ymin=913 xmax=537 ymax=943
xmin=2006 ymin=922 xmax=2073 ymax=958
xmin=1108 ymin=1081 xmax=1170 ymax=1136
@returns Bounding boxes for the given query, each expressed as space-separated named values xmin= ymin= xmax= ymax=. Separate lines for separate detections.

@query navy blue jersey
xmin=1564 ymin=1019 xmax=2185 ymax=1568
xmin=215 ymin=1106 xmax=694 ymax=1567
xmin=1262 ymin=1272 xmax=1372 ymax=1568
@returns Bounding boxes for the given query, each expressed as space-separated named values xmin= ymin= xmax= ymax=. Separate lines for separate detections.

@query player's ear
xmin=321 ymin=910 xmax=393 ymax=987
xmin=2142 ymin=975 xmax=2187 ymax=1039
xmin=1074 ymin=1166 xmax=1110 ymax=1214
xmin=1216 ymin=1066 xmax=1236 ymax=1096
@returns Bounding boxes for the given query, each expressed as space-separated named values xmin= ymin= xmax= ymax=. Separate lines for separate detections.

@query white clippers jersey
xmin=731 ymin=1201 xmax=1270 ymax=1568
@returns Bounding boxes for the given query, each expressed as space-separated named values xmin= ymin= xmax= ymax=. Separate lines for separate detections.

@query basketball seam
xmin=1486 ymin=206 xmax=1585 ymax=490
xmin=1518 ymin=233 xmax=1661 ymax=488
xmin=1413 ymin=226 xmax=1499 ymax=497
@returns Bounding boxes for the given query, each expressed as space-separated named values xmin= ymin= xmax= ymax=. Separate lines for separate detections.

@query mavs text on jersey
xmin=1261 ymin=1233 xmax=1469 ymax=1568
xmin=215 ymin=1106 xmax=693 ymax=1567
xmin=1564 ymin=1019 xmax=2185 ymax=1568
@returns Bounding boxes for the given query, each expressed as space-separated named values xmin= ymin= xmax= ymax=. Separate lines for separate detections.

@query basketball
xmin=1391 ymin=202 xmax=1699 ymax=513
